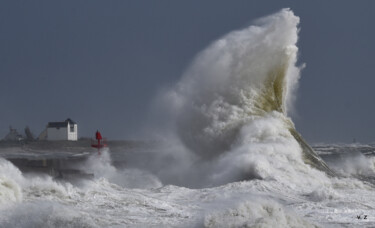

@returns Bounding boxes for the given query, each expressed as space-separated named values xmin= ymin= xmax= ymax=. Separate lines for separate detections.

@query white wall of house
xmin=44 ymin=118 xmax=78 ymax=141
xmin=67 ymin=123 xmax=78 ymax=141
xmin=47 ymin=127 xmax=68 ymax=140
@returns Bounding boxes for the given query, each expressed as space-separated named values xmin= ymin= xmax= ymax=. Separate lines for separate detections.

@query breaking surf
xmin=1 ymin=8 xmax=375 ymax=228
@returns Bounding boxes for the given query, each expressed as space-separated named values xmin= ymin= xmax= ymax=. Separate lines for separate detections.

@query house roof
xmin=47 ymin=118 xmax=76 ymax=128
xmin=65 ymin=118 xmax=76 ymax=125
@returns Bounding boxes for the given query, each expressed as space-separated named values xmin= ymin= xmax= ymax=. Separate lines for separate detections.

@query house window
xmin=70 ymin=125 xmax=75 ymax=132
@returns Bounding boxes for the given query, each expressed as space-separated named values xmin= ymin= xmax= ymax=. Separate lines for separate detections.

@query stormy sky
xmin=0 ymin=1 xmax=374 ymax=143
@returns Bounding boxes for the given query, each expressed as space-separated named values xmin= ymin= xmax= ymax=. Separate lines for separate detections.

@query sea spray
xmin=0 ymin=158 xmax=23 ymax=205
xmin=83 ymin=148 xmax=162 ymax=189
xmin=150 ymin=8 xmax=331 ymax=187
xmin=0 ymin=153 xmax=168 ymax=227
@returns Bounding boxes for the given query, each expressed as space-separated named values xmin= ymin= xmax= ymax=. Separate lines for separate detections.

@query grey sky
xmin=0 ymin=1 xmax=374 ymax=143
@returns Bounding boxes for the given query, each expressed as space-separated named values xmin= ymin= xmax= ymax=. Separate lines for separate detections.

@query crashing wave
xmin=159 ymin=8 xmax=333 ymax=184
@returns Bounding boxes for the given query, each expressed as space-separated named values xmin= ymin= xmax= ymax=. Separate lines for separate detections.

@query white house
xmin=38 ymin=118 xmax=78 ymax=141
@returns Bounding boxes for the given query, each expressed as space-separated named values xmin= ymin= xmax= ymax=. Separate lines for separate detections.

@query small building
xmin=38 ymin=118 xmax=78 ymax=141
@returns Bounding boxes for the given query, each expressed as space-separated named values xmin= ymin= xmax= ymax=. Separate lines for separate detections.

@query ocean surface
xmin=1 ymin=9 xmax=375 ymax=227
xmin=0 ymin=144 xmax=375 ymax=227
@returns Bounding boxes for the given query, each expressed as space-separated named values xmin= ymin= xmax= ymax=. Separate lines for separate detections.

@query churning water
xmin=1 ymin=9 xmax=375 ymax=227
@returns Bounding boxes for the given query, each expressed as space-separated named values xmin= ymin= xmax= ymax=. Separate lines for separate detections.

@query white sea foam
xmin=1 ymin=149 xmax=375 ymax=227
xmin=83 ymin=148 xmax=162 ymax=189
xmin=330 ymin=151 xmax=375 ymax=177
xmin=0 ymin=158 xmax=23 ymax=205
xmin=204 ymin=199 xmax=317 ymax=228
